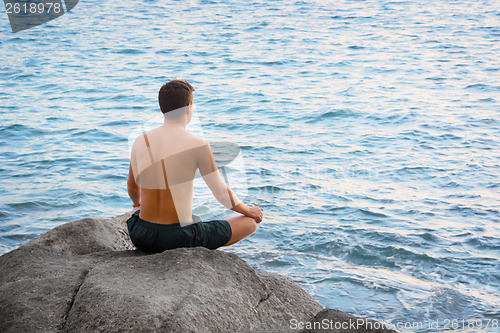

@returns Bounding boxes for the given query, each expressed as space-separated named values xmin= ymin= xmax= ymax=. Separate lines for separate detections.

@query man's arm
xmin=197 ymin=142 xmax=263 ymax=223
xmin=127 ymin=162 xmax=141 ymax=211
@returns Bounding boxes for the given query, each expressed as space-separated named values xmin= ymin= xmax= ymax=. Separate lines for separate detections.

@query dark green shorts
xmin=126 ymin=210 xmax=232 ymax=253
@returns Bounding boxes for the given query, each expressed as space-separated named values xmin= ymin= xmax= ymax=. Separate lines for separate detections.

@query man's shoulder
xmin=184 ymin=131 xmax=208 ymax=146
xmin=131 ymin=132 xmax=146 ymax=148
xmin=132 ymin=128 xmax=209 ymax=155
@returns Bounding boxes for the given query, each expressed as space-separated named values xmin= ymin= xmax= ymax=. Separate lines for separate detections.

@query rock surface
xmin=0 ymin=213 xmax=396 ymax=332
xmin=24 ymin=214 xmax=135 ymax=255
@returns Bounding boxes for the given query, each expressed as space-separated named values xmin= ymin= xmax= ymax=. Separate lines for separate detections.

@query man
xmin=126 ymin=79 xmax=263 ymax=253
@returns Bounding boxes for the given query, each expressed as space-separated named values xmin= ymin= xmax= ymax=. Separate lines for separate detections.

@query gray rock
xmin=62 ymin=247 xmax=323 ymax=333
xmin=0 ymin=213 xmax=396 ymax=332
xmin=23 ymin=213 xmax=134 ymax=255
xmin=0 ymin=240 xmax=143 ymax=332
xmin=0 ymin=245 xmax=88 ymax=332
xmin=0 ymin=213 xmax=322 ymax=332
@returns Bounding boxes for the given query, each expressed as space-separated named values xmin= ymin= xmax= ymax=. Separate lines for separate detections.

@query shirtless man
xmin=126 ymin=80 xmax=263 ymax=253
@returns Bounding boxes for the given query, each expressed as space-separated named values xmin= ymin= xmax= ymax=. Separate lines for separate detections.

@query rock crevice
xmin=61 ymin=268 xmax=90 ymax=332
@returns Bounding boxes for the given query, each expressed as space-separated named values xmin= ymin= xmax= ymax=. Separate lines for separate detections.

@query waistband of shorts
xmin=131 ymin=210 xmax=197 ymax=230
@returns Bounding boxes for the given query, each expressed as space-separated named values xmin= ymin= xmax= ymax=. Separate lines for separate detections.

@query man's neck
xmin=163 ymin=119 xmax=187 ymax=130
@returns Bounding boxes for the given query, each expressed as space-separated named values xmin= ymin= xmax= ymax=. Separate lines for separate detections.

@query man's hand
xmin=246 ymin=206 xmax=263 ymax=223
xmin=131 ymin=205 xmax=140 ymax=214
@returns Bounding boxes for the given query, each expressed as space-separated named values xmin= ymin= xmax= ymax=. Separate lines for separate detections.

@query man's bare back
xmin=129 ymin=123 xmax=241 ymax=224
xmin=126 ymin=80 xmax=262 ymax=251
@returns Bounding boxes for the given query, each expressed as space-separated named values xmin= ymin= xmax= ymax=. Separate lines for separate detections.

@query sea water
xmin=0 ymin=1 xmax=499 ymax=331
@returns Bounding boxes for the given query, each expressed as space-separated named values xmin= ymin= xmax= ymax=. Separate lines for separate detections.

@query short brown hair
xmin=158 ymin=80 xmax=195 ymax=114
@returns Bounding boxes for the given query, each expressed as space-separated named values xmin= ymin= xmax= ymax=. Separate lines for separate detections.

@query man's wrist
xmin=233 ymin=202 xmax=249 ymax=215
xmin=241 ymin=203 xmax=251 ymax=216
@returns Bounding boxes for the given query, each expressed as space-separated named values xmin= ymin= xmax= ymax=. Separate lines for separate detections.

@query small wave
xmin=101 ymin=120 xmax=135 ymax=127
xmin=447 ymin=205 xmax=486 ymax=217
xmin=358 ymin=208 xmax=388 ymax=218
xmin=3 ymin=233 xmax=38 ymax=242
xmin=156 ymin=49 xmax=175 ymax=54
xmin=478 ymin=97 xmax=495 ymax=102
xmin=16 ymin=157 xmax=80 ymax=169
xmin=46 ymin=116 xmax=73 ymax=123
xmin=347 ymin=243 xmax=442 ymax=269
xmin=438 ymin=133 xmax=462 ymax=140
xmin=0 ymin=124 xmax=47 ymax=138
xmin=330 ymin=15 xmax=356 ymax=20
xmin=35 ymin=83 xmax=59 ymax=90
xmin=248 ymin=185 xmax=283 ymax=193
xmin=464 ymin=236 xmax=499 ymax=250
xmin=298 ymin=237 xmax=349 ymax=254
xmin=398 ymin=128 xmax=429 ymax=138
xmin=426 ymin=287 xmax=484 ymax=320
xmin=404 ymin=209 xmax=436 ymax=217
xmin=6 ymin=201 xmax=46 ymax=210
xmin=204 ymin=97 xmax=225 ymax=104
xmin=258 ymin=59 xmax=291 ymax=65
xmin=12 ymin=73 xmax=36 ymax=79
xmin=109 ymin=94 xmax=130 ymax=101
xmin=465 ymin=83 xmax=499 ymax=91
xmin=70 ymin=128 xmax=121 ymax=142
xmin=299 ymin=205 xmax=350 ymax=215
xmin=442 ymin=181 xmax=461 ymax=188
xmin=306 ymin=109 xmax=357 ymax=123
xmin=426 ymin=76 xmax=446 ymax=81
xmin=413 ymin=232 xmax=441 ymax=243
xmin=244 ymin=21 xmax=270 ymax=31
xmin=112 ymin=48 xmax=146 ymax=55
xmin=395 ymin=166 xmax=447 ymax=174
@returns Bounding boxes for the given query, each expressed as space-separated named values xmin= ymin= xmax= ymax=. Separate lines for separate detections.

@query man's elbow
xmin=211 ymin=185 xmax=229 ymax=199
xmin=212 ymin=186 xmax=236 ymax=208
xmin=127 ymin=180 xmax=139 ymax=194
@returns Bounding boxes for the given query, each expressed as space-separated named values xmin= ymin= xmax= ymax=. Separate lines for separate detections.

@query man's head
xmin=158 ymin=80 xmax=195 ymax=115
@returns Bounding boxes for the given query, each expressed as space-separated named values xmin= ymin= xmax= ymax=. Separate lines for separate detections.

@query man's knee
xmin=248 ymin=219 xmax=258 ymax=234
